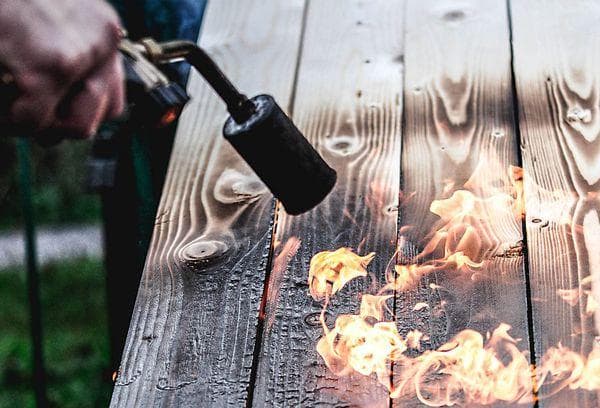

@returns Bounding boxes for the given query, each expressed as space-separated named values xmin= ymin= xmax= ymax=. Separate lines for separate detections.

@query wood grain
xmin=251 ymin=1 xmax=404 ymax=406
xmin=393 ymin=0 xmax=533 ymax=405
xmin=511 ymin=0 xmax=600 ymax=405
xmin=110 ymin=1 xmax=306 ymax=406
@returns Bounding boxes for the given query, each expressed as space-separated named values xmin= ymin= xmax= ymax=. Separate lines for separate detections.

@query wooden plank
xmin=252 ymin=0 xmax=404 ymax=406
xmin=110 ymin=1 xmax=306 ymax=406
xmin=511 ymin=0 xmax=600 ymax=405
xmin=393 ymin=0 xmax=534 ymax=406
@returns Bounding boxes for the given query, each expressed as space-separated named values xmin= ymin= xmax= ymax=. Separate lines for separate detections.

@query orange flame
xmin=307 ymin=161 xmax=600 ymax=405
xmin=308 ymin=248 xmax=375 ymax=300
xmin=392 ymin=324 xmax=535 ymax=405
xmin=359 ymin=294 xmax=393 ymax=321
xmin=317 ymin=315 xmax=406 ymax=385
xmin=406 ymin=329 xmax=424 ymax=350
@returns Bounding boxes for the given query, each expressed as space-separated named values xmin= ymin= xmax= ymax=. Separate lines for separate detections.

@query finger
xmin=10 ymin=73 xmax=63 ymax=130
xmin=54 ymin=62 xmax=113 ymax=138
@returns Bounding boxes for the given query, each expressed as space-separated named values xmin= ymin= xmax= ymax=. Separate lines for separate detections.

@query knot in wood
xmin=324 ymin=136 xmax=360 ymax=157
xmin=181 ymin=239 xmax=229 ymax=265
xmin=384 ymin=204 xmax=398 ymax=215
xmin=442 ymin=9 xmax=466 ymax=22
xmin=214 ymin=168 xmax=267 ymax=204
xmin=304 ymin=311 xmax=334 ymax=327
xmin=566 ymin=107 xmax=592 ymax=124
xmin=491 ymin=129 xmax=505 ymax=138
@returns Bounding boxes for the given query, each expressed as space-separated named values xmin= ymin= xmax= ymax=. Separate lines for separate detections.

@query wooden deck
xmin=111 ymin=0 xmax=600 ymax=406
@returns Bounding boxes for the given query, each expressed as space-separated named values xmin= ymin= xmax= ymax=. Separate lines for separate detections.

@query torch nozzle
xmin=132 ymin=38 xmax=337 ymax=214
xmin=135 ymin=39 xmax=256 ymax=123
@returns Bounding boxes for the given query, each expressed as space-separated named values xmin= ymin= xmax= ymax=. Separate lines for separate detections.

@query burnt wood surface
xmin=252 ymin=0 xmax=403 ymax=406
xmin=511 ymin=0 xmax=600 ymax=405
xmin=392 ymin=1 xmax=533 ymax=406
xmin=112 ymin=0 xmax=600 ymax=406
xmin=110 ymin=0 xmax=306 ymax=406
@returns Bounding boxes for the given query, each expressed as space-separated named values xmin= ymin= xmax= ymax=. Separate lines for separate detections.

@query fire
xmin=306 ymin=162 xmax=600 ymax=405
xmin=383 ymin=264 xmax=434 ymax=292
xmin=311 ymin=248 xmax=600 ymax=405
xmin=359 ymin=294 xmax=393 ymax=320
xmin=392 ymin=324 xmax=535 ymax=405
xmin=557 ymin=288 xmax=582 ymax=307
xmin=317 ymin=315 xmax=406 ymax=384
xmin=406 ymin=329 xmax=424 ymax=349
xmin=311 ymin=246 xmax=535 ymax=405
xmin=422 ymin=189 xmax=516 ymax=263
xmin=308 ymin=248 xmax=375 ymax=300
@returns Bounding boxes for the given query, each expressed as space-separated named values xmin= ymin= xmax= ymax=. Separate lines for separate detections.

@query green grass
xmin=0 ymin=258 xmax=112 ymax=408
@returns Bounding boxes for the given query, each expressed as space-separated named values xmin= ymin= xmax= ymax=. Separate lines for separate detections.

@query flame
xmin=384 ymin=264 xmax=434 ymax=292
xmin=263 ymin=237 xmax=301 ymax=327
xmin=310 ymin=248 xmax=536 ymax=405
xmin=570 ymin=347 xmax=600 ymax=390
xmin=413 ymin=302 xmax=429 ymax=311
xmin=317 ymin=315 xmax=406 ymax=385
xmin=392 ymin=324 xmax=535 ymax=406
xmin=444 ymin=250 xmax=484 ymax=269
xmin=308 ymin=248 xmax=375 ymax=300
xmin=556 ymin=288 xmax=582 ymax=307
xmin=307 ymin=162 xmax=600 ymax=405
xmin=406 ymin=329 xmax=424 ymax=350
xmin=360 ymin=294 xmax=393 ymax=321
xmin=422 ymin=189 xmax=515 ymax=263
xmin=441 ymin=179 xmax=455 ymax=196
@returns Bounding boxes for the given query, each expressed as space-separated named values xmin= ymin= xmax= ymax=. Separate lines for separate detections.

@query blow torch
xmin=2 ymin=38 xmax=337 ymax=215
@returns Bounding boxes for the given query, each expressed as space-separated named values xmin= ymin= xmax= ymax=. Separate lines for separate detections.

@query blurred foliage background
xmin=0 ymin=258 xmax=111 ymax=408
xmin=0 ymin=139 xmax=110 ymax=407
xmin=0 ymin=138 xmax=101 ymax=229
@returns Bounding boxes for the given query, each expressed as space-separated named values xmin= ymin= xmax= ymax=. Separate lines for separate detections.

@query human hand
xmin=0 ymin=0 xmax=125 ymax=140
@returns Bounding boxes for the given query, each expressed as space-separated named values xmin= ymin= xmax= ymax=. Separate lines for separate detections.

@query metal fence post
xmin=16 ymin=138 xmax=48 ymax=408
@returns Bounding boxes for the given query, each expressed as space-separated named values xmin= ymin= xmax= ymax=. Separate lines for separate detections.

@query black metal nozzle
xmin=223 ymin=95 xmax=337 ymax=215
xmin=150 ymin=40 xmax=256 ymax=123
xmin=140 ymin=39 xmax=337 ymax=214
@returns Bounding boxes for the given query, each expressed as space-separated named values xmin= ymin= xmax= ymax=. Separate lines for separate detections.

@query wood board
xmin=110 ymin=1 xmax=306 ymax=406
xmin=511 ymin=0 xmax=600 ymax=405
xmin=393 ymin=0 xmax=533 ymax=405
xmin=109 ymin=0 xmax=600 ymax=406
xmin=251 ymin=0 xmax=404 ymax=406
